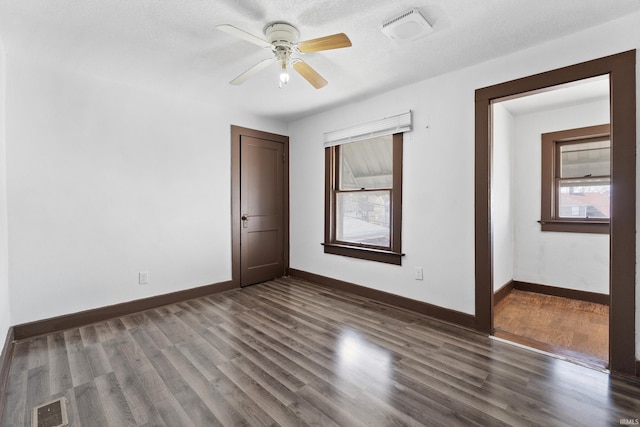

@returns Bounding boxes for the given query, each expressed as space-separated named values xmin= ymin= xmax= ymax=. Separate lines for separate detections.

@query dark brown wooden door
xmin=240 ymin=135 xmax=285 ymax=286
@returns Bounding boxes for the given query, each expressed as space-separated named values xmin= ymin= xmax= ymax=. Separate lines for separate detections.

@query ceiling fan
xmin=217 ymin=22 xmax=352 ymax=89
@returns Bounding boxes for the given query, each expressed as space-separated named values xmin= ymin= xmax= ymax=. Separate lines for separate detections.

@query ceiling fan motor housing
xmin=265 ymin=22 xmax=299 ymax=47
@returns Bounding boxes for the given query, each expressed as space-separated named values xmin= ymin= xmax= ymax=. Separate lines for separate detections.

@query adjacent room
xmin=492 ymin=77 xmax=612 ymax=369
xmin=1 ymin=1 xmax=640 ymax=425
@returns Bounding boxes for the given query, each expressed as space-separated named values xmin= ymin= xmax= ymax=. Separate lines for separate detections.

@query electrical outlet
xmin=415 ymin=266 xmax=423 ymax=280
xmin=139 ymin=271 xmax=149 ymax=285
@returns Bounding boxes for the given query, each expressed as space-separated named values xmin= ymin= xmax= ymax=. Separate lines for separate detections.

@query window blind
xmin=323 ymin=111 xmax=412 ymax=147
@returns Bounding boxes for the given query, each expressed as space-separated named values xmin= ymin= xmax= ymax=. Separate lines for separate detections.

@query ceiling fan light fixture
xmin=279 ymin=63 xmax=290 ymax=87
xmin=274 ymin=45 xmax=291 ymax=87
xmin=381 ymin=9 xmax=432 ymax=42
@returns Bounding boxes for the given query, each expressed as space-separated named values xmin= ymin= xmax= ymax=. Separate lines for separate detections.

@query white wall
xmin=492 ymin=103 xmax=515 ymax=291
xmin=5 ymin=55 xmax=287 ymax=325
xmin=288 ymin=10 xmax=640 ymax=356
xmin=289 ymin=73 xmax=477 ymax=315
xmin=511 ymin=99 xmax=610 ymax=293
xmin=0 ymin=38 xmax=10 ymax=349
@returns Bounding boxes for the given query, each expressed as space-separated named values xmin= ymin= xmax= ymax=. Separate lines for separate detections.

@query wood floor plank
xmin=123 ymin=328 xmax=197 ymax=426
xmin=26 ymin=336 xmax=48 ymax=370
xmin=24 ymin=365 xmax=50 ymax=427
xmin=106 ymin=318 xmax=132 ymax=345
xmin=172 ymin=310 xmax=233 ymax=366
xmin=237 ymin=309 xmax=341 ymax=370
xmin=93 ymin=321 xmax=116 ymax=343
xmin=85 ymin=343 xmax=112 ymax=378
xmin=74 ymin=379 xmax=109 ymax=427
xmin=286 ymin=396 xmax=343 ymax=427
xmin=230 ymin=356 xmax=300 ymax=407
xmin=212 ymin=329 xmax=304 ymax=396
xmin=254 ymin=284 xmax=452 ymax=371
xmin=296 ymin=384 xmax=367 ymax=427
xmin=351 ymin=388 xmax=426 ymax=427
xmin=183 ymin=299 xmax=226 ymax=325
xmin=79 ymin=324 xmax=101 ymax=346
xmin=129 ymin=328 xmax=224 ymax=426
xmin=60 ymin=386 xmax=82 ymax=427
xmin=396 ymin=359 xmax=533 ymax=426
xmin=47 ymin=332 xmax=73 ymax=397
xmin=217 ymin=360 xmax=305 ymax=427
xmin=302 ymin=378 xmax=400 ymax=427
xmin=145 ymin=309 xmax=195 ymax=345
xmin=392 ymin=367 xmax=510 ymax=427
xmin=3 ymin=277 xmax=640 ymax=427
xmin=210 ymin=323 xmax=307 ymax=391
xmin=219 ymin=319 xmax=360 ymax=397
xmin=248 ymin=300 xmax=341 ymax=350
xmin=479 ymin=374 xmax=580 ymax=426
xmin=219 ymin=322 xmax=320 ymax=389
xmin=234 ymin=305 xmax=321 ymax=357
xmin=167 ymin=345 xmax=277 ymax=427
xmin=175 ymin=338 xmax=225 ymax=381
xmin=102 ymin=340 xmax=168 ymax=426
xmin=2 ymin=369 xmax=27 ymax=427
xmin=63 ymin=329 xmax=95 ymax=387
xmin=120 ymin=312 xmax=151 ymax=330
xmin=137 ymin=313 xmax=173 ymax=351
xmin=94 ymin=372 xmax=137 ymax=426
xmin=3 ymin=342 xmax=29 ymax=427
xmin=153 ymin=347 xmax=228 ymax=426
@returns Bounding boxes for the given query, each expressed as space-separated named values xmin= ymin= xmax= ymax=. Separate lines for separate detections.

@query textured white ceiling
xmin=0 ymin=0 xmax=638 ymax=121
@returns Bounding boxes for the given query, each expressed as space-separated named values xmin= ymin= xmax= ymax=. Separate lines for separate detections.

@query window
xmin=324 ymin=133 xmax=403 ymax=264
xmin=540 ymin=124 xmax=610 ymax=233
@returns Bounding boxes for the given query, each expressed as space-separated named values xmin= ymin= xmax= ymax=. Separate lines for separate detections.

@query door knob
xmin=241 ymin=214 xmax=249 ymax=221
xmin=241 ymin=214 xmax=249 ymax=228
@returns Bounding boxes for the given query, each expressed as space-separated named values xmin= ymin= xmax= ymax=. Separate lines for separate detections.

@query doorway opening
xmin=490 ymin=77 xmax=610 ymax=369
xmin=474 ymin=50 xmax=636 ymax=375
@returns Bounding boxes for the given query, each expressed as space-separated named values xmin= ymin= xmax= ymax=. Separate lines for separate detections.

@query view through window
xmin=557 ymin=138 xmax=610 ymax=219
xmin=336 ymin=136 xmax=393 ymax=247
xmin=324 ymin=133 xmax=403 ymax=264
xmin=541 ymin=123 xmax=610 ymax=233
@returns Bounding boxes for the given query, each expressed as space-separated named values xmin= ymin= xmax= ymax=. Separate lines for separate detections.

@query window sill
xmin=322 ymin=243 xmax=404 ymax=265
xmin=538 ymin=219 xmax=609 ymax=234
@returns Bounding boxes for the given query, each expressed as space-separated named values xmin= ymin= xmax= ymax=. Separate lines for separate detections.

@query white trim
xmin=323 ymin=111 xmax=412 ymax=147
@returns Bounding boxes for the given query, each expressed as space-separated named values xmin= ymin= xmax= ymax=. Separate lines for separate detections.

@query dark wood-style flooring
xmin=3 ymin=277 xmax=640 ymax=426
xmin=494 ymin=289 xmax=609 ymax=369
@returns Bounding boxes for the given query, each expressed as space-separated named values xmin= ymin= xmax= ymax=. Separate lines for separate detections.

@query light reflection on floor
xmin=546 ymin=357 xmax=615 ymax=422
xmin=336 ymin=329 xmax=392 ymax=398
xmin=491 ymin=336 xmax=615 ymax=421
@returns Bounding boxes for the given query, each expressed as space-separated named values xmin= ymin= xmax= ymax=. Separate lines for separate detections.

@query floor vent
xmin=32 ymin=397 xmax=68 ymax=427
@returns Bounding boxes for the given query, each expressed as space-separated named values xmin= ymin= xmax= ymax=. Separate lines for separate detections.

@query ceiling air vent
xmin=381 ymin=9 xmax=433 ymax=42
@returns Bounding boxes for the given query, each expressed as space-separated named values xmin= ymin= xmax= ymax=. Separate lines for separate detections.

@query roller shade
xmin=323 ymin=111 xmax=412 ymax=147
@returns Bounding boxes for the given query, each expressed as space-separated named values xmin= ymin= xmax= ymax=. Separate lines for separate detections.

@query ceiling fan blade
xmin=230 ymin=58 xmax=275 ymax=85
xmin=293 ymin=60 xmax=328 ymax=89
xmin=297 ymin=33 xmax=352 ymax=53
xmin=216 ymin=24 xmax=272 ymax=49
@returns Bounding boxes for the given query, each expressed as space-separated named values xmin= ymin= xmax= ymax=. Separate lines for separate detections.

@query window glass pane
xmin=560 ymin=139 xmax=610 ymax=178
xmin=558 ymin=177 xmax=610 ymax=219
xmin=340 ymin=136 xmax=393 ymax=190
xmin=336 ymin=191 xmax=390 ymax=247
